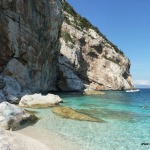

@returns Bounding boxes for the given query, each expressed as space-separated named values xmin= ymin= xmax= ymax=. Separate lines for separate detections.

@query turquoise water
xmin=28 ymin=89 xmax=150 ymax=150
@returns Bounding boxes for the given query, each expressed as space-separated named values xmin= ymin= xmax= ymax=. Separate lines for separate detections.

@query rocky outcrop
xmin=0 ymin=0 xmax=134 ymax=98
xmin=0 ymin=102 xmax=37 ymax=130
xmin=52 ymin=106 xmax=104 ymax=122
xmin=19 ymin=93 xmax=63 ymax=108
xmin=57 ymin=1 xmax=134 ymax=91
xmin=0 ymin=75 xmax=30 ymax=103
xmin=0 ymin=0 xmax=62 ymax=95
xmin=83 ymin=89 xmax=105 ymax=95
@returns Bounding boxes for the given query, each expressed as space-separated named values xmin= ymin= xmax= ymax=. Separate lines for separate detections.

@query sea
xmin=25 ymin=89 xmax=150 ymax=150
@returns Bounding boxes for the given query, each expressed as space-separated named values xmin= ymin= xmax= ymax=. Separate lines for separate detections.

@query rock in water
xmin=52 ymin=106 xmax=104 ymax=122
xmin=19 ymin=93 xmax=63 ymax=108
xmin=83 ymin=89 xmax=105 ymax=95
xmin=0 ymin=102 xmax=37 ymax=130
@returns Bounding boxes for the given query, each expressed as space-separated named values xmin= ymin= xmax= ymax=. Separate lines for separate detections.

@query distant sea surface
xmin=27 ymin=89 xmax=150 ymax=150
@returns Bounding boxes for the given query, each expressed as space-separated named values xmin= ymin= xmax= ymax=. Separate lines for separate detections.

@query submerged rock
xmin=52 ymin=106 xmax=104 ymax=122
xmin=83 ymin=89 xmax=105 ymax=95
xmin=19 ymin=93 xmax=63 ymax=108
xmin=78 ymin=108 xmax=138 ymax=122
xmin=0 ymin=102 xmax=37 ymax=130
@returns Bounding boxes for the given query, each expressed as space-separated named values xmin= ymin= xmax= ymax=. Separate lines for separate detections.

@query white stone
xmin=0 ymin=102 xmax=37 ymax=130
xmin=19 ymin=93 xmax=63 ymax=108
xmin=89 ymin=29 xmax=100 ymax=39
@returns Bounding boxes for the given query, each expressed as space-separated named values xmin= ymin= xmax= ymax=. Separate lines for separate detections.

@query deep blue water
xmin=28 ymin=89 xmax=150 ymax=150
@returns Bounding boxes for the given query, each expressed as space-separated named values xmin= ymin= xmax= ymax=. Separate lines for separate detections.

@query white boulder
xmin=0 ymin=102 xmax=37 ymax=130
xmin=19 ymin=93 xmax=63 ymax=108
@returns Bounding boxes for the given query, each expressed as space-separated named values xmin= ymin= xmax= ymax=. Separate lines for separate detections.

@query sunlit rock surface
xmin=0 ymin=102 xmax=37 ymax=130
xmin=83 ymin=89 xmax=105 ymax=95
xmin=57 ymin=0 xmax=134 ymax=91
xmin=19 ymin=93 xmax=63 ymax=108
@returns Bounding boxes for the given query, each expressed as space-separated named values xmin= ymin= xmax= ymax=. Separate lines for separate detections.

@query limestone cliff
xmin=0 ymin=0 xmax=62 ymax=102
xmin=57 ymin=0 xmax=134 ymax=91
xmin=0 ymin=0 xmax=134 ymax=103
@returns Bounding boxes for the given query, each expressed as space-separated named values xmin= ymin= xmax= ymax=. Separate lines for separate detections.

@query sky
xmin=66 ymin=0 xmax=150 ymax=88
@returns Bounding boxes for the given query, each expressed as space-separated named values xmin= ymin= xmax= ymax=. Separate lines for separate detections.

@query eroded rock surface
xmin=0 ymin=0 xmax=62 ymax=94
xmin=0 ymin=75 xmax=21 ymax=103
xmin=57 ymin=1 xmax=134 ymax=91
xmin=0 ymin=102 xmax=37 ymax=130
xmin=19 ymin=93 xmax=63 ymax=108
xmin=83 ymin=89 xmax=105 ymax=95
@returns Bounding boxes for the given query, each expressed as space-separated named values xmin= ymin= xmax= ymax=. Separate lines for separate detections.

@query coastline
xmin=16 ymin=126 xmax=82 ymax=150
xmin=0 ymin=129 xmax=50 ymax=150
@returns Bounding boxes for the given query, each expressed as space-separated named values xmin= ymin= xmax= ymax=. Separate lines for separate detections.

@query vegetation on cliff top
xmin=61 ymin=0 xmax=124 ymax=56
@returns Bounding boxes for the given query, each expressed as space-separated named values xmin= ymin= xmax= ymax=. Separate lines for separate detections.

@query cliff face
xmin=0 ymin=0 xmax=134 ymax=103
xmin=0 ymin=0 xmax=62 ymax=92
xmin=57 ymin=1 xmax=134 ymax=91
xmin=0 ymin=0 xmax=63 ymax=102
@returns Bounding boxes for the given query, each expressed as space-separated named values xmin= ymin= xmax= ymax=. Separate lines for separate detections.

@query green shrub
xmin=61 ymin=0 xmax=125 ymax=56
xmin=103 ymin=56 xmax=120 ymax=65
xmin=61 ymin=31 xmax=74 ymax=44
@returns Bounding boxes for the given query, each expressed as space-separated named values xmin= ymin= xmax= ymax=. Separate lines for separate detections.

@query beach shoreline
xmin=0 ymin=129 xmax=50 ymax=150
xmin=15 ymin=126 xmax=82 ymax=150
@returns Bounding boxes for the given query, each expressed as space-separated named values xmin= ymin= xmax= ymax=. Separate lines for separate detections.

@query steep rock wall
xmin=57 ymin=1 xmax=134 ymax=91
xmin=0 ymin=0 xmax=62 ymax=93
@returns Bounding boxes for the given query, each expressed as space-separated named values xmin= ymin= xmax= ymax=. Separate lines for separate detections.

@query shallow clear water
xmin=28 ymin=89 xmax=150 ymax=150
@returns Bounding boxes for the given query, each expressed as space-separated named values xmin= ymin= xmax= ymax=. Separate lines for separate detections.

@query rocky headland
xmin=0 ymin=0 xmax=134 ymax=103
xmin=0 ymin=0 xmax=63 ymax=102
xmin=57 ymin=0 xmax=134 ymax=91
xmin=0 ymin=0 xmax=134 ymax=149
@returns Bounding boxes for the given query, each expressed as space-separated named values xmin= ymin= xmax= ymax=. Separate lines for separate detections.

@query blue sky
xmin=66 ymin=0 xmax=150 ymax=87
